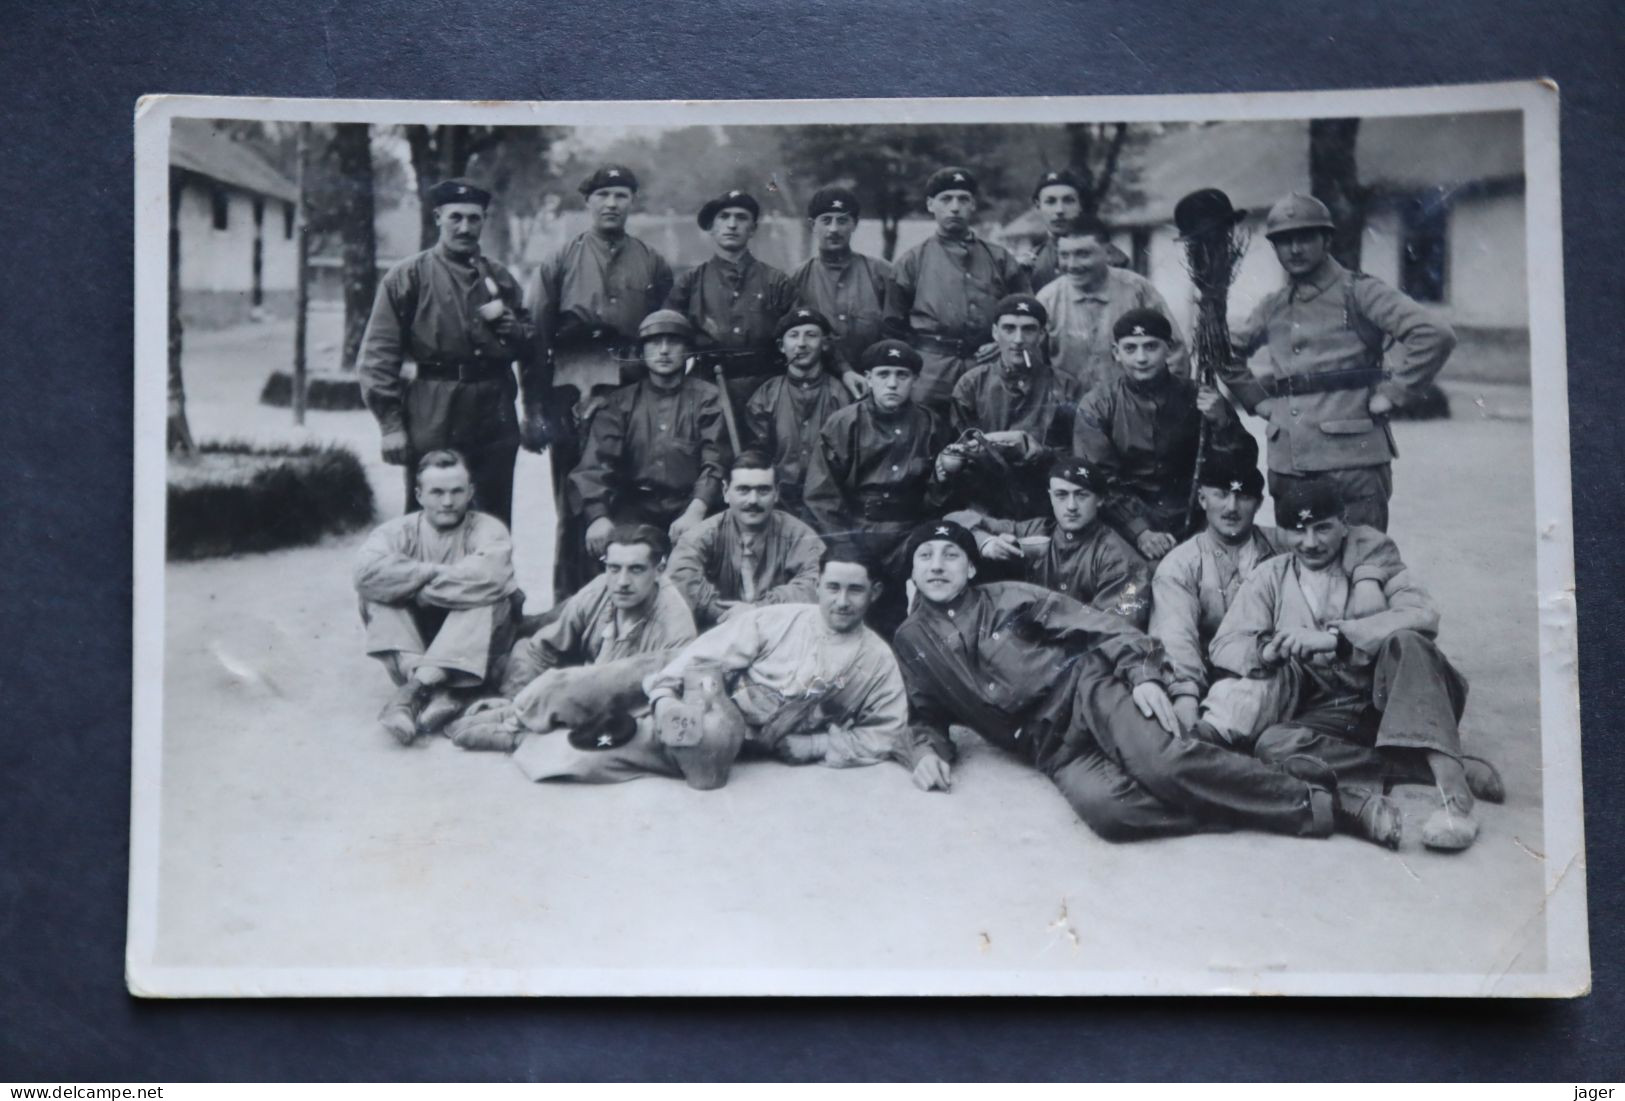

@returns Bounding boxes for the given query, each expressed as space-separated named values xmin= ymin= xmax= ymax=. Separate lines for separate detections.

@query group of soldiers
xmin=351 ymin=160 xmax=1501 ymax=854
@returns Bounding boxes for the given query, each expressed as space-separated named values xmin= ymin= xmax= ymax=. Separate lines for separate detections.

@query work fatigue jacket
xmin=666 ymin=251 xmax=801 ymax=385
xmin=955 ymin=513 xmax=1151 ymax=628
xmin=789 ymin=251 xmax=893 ymax=371
xmin=666 ymin=509 xmax=826 ymax=626
xmin=1224 ymin=258 xmax=1456 ymax=475
xmin=502 ymin=575 xmax=697 ymax=697
xmin=742 ymin=371 xmax=855 ymax=510
xmin=803 ymin=398 xmax=951 ymax=545
xmin=894 ymin=581 xmax=1174 ymax=769
xmin=530 ymin=230 xmax=673 ymax=399
xmin=569 ymin=374 xmax=729 ymax=527
xmin=1036 ymin=267 xmax=1189 ymax=392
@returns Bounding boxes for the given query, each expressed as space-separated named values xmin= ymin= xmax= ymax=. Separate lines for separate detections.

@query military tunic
xmin=1073 ymin=372 xmax=1258 ymax=542
xmin=789 ymin=251 xmax=893 ymax=372
xmin=885 ymin=231 xmax=1032 ymax=412
xmin=532 ymin=230 xmax=674 ymax=398
xmin=1224 ymin=258 xmax=1456 ymax=530
xmin=665 ymin=509 xmax=827 ymax=628
xmin=948 ymin=358 xmax=1083 ymax=517
xmin=742 ymin=371 xmax=854 ymax=518
xmin=666 ymin=251 xmax=801 ymax=406
xmin=1026 ymin=235 xmax=1060 ymax=295
xmin=501 ymin=574 xmax=696 ymax=698
xmin=894 ymin=581 xmax=1330 ymax=842
xmin=358 ymin=244 xmax=532 ymax=525
xmin=957 ymin=513 xmax=1151 ymax=627
xmin=568 ymin=374 xmax=729 ymax=533
xmin=354 ymin=510 xmax=518 ymax=687
xmin=1036 ymin=267 xmax=1189 ymax=392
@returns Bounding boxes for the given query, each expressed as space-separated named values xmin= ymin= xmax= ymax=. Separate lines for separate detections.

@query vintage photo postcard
xmin=128 ymin=81 xmax=1587 ymax=997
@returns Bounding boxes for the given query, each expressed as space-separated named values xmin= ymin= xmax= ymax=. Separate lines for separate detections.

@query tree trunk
xmin=1309 ymin=118 xmax=1368 ymax=270
xmin=293 ymin=124 xmax=312 ymax=425
xmin=405 ymin=125 xmax=484 ymax=250
xmin=167 ymin=167 xmax=196 ymax=453
xmin=1065 ymin=122 xmax=1130 ymax=219
xmin=332 ymin=122 xmax=377 ymax=372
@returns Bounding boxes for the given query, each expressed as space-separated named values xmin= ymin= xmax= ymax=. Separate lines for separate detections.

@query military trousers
xmin=1268 ymin=465 xmax=1393 ymax=532
xmin=402 ymin=376 xmax=521 ymax=528
xmin=360 ymin=595 xmax=515 ymax=690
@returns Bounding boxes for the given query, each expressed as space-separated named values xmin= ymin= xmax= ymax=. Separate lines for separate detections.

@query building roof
xmin=1097 ymin=111 xmax=1524 ymax=227
xmin=170 ymin=118 xmax=299 ymax=204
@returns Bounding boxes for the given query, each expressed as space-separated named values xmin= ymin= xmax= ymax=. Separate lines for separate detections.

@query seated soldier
xmin=742 ymin=307 xmax=856 ymax=524
xmin=1074 ymin=307 xmax=1257 ymax=562
xmin=448 ymin=524 xmax=696 ymax=752
xmin=940 ymin=293 xmax=1083 ymax=519
xmin=353 ymin=449 xmax=518 ymax=745
xmin=950 ymin=456 xmax=1150 ymax=628
xmin=666 ymin=450 xmax=827 ymax=628
xmin=569 ymin=310 xmax=729 ymax=570
xmin=508 ymin=548 xmax=941 ymax=792
xmin=1151 ymin=457 xmax=1402 ymax=742
xmin=1209 ymin=481 xmax=1506 ymax=852
xmin=893 ymin=521 xmax=1360 ymax=845
xmin=803 ymin=339 xmax=952 ymax=633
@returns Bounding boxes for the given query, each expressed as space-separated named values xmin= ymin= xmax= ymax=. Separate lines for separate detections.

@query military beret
xmin=1112 ymin=307 xmax=1173 ymax=343
xmin=698 ymin=189 xmax=760 ymax=230
xmin=578 ymin=164 xmax=639 ymax=196
xmin=992 ymin=293 xmax=1049 ymax=328
xmin=1274 ymin=479 xmax=1345 ymax=530
xmin=1047 ymin=456 xmax=1110 ymax=496
xmin=1032 ymin=169 xmax=1085 ymax=201
xmin=427 ymin=178 xmax=492 ymax=208
xmin=925 ymin=166 xmax=978 ymax=199
xmin=566 ymin=710 xmax=640 ymax=752
xmin=1196 ymin=458 xmax=1265 ymax=498
xmin=807 ymin=186 xmax=860 ymax=221
xmin=774 ymin=307 xmax=833 ymax=341
xmin=904 ymin=519 xmax=981 ymax=568
xmin=858 ymin=339 xmax=922 ymax=372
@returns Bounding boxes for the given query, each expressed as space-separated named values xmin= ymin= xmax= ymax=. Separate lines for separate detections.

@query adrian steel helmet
xmin=1263 ymin=193 xmax=1335 ymax=239
xmin=637 ymin=309 xmax=694 ymax=342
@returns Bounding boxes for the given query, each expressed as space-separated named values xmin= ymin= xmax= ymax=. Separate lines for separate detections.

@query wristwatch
xmin=1327 ymin=624 xmax=1354 ymax=660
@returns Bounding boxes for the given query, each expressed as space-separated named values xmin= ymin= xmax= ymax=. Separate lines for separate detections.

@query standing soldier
xmin=1016 ymin=169 xmax=1085 ymax=291
xmin=885 ymin=166 xmax=1032 ymax=415
xmin=666 ymin=189 xmax=802 ymax=410
xmin=568 ymin=310 xmax=729 ymax=571
xmin=1224 ymin=193 xmax=1457 ymax=531
xmin=1037 ymin=219 xmax=1188 ymax=392
xmin=529 ymin=165 xmax=673 ymax=508
xmin=789 ymin=185 xmax=891 ymax=387
xmin=742 ymin=307 xmax=855 ymax=524
xmin=803 ymin=339 xmax=952 ymax=632
xmin=359 ymin=178 xmax=532 ymax=526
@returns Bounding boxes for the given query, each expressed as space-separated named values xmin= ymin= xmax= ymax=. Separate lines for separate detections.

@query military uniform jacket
xmin=666 ymin=509 xmax=826 ymax=623
xmin=894 ymin=581 xmax=1174 ymax=768
xmin=1073 ymin=372 xmax=1258 ymax=538
xmin=568 ymin=375 xmax=729 ymax=525
xmin=885 ymin=231 xmax=1032 ymax=344
xmin=1224 ymin=258 xmax=1456 ymax=474
xmin=666 ymin=251 xmax=801 ymax=378
xmin=1208 ymin=527 xmax=1439 ymax=695
xmin=950 ymin=359 xmax=1083 ymax=454
xmin=353 ymin=510 xmax=518 ymax=609
xmin=959 ymin=513 xmax=1152 ymax=627
xmin=1037 ymin=267 xmax=1190 ymax=391
xmin=789 ymin=252 xmax=894 ymax=371
xmin=803 ymin=399 xmax=951 ymax=534
xmin=503 ymin=575 xmax=697 ymax=696
xmin=531 ymin=232 xmax=673 ymax=390
xmin=358 ymin=245 xmax=532 ymax=436
xmin=743 ymin=371 xmax=855 ymax=503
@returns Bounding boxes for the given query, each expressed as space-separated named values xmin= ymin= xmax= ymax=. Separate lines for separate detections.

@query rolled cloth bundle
xmin=1173 ymin=188 xmax=1251 ymax=527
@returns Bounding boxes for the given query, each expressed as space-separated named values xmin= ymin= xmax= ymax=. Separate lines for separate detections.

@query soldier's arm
xmin=893 ymin=635 xmax=960 ymax=768
xmin=692 ymin=390 xmax=729 ymax=511
xmin=1220 ymin=299 xmax=1274 ymax=414
xmin=757 ymin=522 xmax=825 ymax=607
xmin=1000 ymin=246 xmax=1034 ymax=295
xmin=500 ymin=590 xmax=589 ymax=696
xmin=641 ymin=613 xmax=764 ymax=705
xmin=1208 ymin=569 xmax=1281 ymax=678
xmin=1027 ymin=587 xmax=1171 ymax=687
xmin=648 ymin=251 xmax=675 ymax=316
xmin=948 ymin=374 xmax=979 ymax=438
xmin=814 ymin=660 xmax=917 ymax=770
xmin=1332 ymin=567 xmax=1441 ymax=661
xmin=1341 ymin=526 xmax=1406 ymax=585
xmin=1149 ymin=548 xmax=1210 ymax=698
xmin=357 ymin=268 xmax=413 ymax=437
xmin=742 ymin=385 xmax=774 ymax=452
xmin=1072 ymin=393 xmax=1154 ymax=539
xmin=1355 ymin=277 xmax=1458 ymax=407
xmin=882 ymin=250 xmax=918 ymax=340
xmin=569 ymin=398 xmax=627 ymax=524
xmin=353 ymin=520 xmax=437 ymax=603
xmin=419 ymin=516 xmax=517 ymax=609
xmin=1088 ymin=532 xmax=1153 ymax=630
xmin=803 ymin=421 xmax=855 ymax=537
xmin=664 ymin=522 xmax=725 ymax=623
xmin=664 ymin=264 xmax=697 ymax=313
xmin=528 ymin=253 xmax=564 ymax=406
xmin=493 ymin=264 xmax=534 ymax=353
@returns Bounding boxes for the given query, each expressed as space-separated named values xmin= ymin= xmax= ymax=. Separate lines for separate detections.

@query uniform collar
xmin=918 ymin=583 xmax=977 ymax=621
xmin=1289 ymin=257 xmax=1344 ymax=302
xmin=433 ymin=241 xmax=482 ymax=269
xmin=864 ymin=395 xmax=914 ymax=422
xmin=712 ymin=249 xmax=755 ymax=274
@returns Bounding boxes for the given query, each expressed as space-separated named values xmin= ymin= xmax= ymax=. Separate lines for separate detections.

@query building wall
xmin=1447 ymin=190 xmax=1527 ymax=327
xmin=176 ymin=178 xmax=300 ymax=329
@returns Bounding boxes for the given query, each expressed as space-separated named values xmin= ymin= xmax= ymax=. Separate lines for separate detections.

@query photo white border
xmin=128 ymin=80 xmax=1587 ymax=997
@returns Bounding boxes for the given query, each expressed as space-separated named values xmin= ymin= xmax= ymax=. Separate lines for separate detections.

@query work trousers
xmin=402 ymin=376 xmax=521 ymax=528
xmin=360 ymin=596 xmax=515 ymax=689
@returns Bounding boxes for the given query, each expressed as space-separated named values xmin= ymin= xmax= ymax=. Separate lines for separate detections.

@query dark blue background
xmin=1 ymin=0 xmax=1620 ymax=1082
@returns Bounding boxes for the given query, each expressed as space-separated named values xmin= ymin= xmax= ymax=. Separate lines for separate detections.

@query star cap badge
xmin=1299 ymin=508 xmax=1313 ymax=521
xmin=1230 ymin=480 xmax=1243 ymax=492
xmin=728 ymin=190 xmax=741 ymax=198
xmin=1016 ymin=303 xmax=1031 ymax=312
xmin=607 ymin=168 xmax=621 ymax=177
xmin=596 ymin=734 xmax=613 ymax=747
xmin=831 ymin=199 xmax=844 ymax=209
xmin=952 ymin=172 xmax=966 ymax=182
xmin=1132 ymin=324 xmax=1147 ymax=336
xmin=935 ymin=526 xmax=951 ymax=536
xmin=887 ymin=348 xmax=901 ymax=359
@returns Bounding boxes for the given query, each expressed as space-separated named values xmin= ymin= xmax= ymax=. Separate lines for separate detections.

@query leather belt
xmin=914 ymin=332 xmax=983 ymax=359
xmin=415 ymin=358 xmax=511 ymax=384
xmin=1271 ymin=366 xmax=1388 ymax=398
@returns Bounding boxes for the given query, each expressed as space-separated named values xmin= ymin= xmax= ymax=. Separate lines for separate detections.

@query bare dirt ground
xmin=144 ymin=315 xmax=1552 ymax=993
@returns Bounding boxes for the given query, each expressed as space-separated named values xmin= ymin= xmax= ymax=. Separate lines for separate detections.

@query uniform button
xmin=1290 ymin=409 xmax=1299 ymax=417
xmin=893 ymin=429 xmax=901 ymax=436
xmin=659 ymin=423 xmax=668 ymax=430
xmin=891 ymin=464 xmax=899 ymax=471
xmin=992 ymin=632 xmax=1000 ymax=640
xmin=733 ymin=327 xmax=742 ymax=334
xmin=838 ymin=314 xmax=847 ymax=321
xmin=608 ymin=297 xmax=617 ymax=304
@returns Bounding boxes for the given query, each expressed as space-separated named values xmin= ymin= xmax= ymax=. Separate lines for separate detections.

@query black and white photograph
xmin=127 ymin=83 xmax=1586 ymax=997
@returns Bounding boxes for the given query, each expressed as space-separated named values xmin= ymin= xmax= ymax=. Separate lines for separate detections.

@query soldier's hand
xmin=1368 ymin=392 xmax=1395 ymax=417
xmin=1013 ymin=243 xmax=1039 ymax=268
xmin=585 ymin=516 xmax=616 ymax=557
xmin=1132 ymin=681 xmax=1179 ymax=735
xmin=840 ymin=370 xmax=870 ymax=400
xmin=1172 ymin=696 xmax=1200 ymax=737
xmin=519 ymin=405 xmax=551 ymax=453
xmin=978 ymin=533 xmax=1023 ymax=562
xmin=380 ymin=430 xmax=411 ymax=466
xmin=1136 ymin=530 xmax=1178 ymax=560
xmin=668 ymin=501 xmax=707 ymax=543
xmin=490 ymin=310 xmax=520 ymax=340
xmin=1197 ymin=385 xmax=1232 ymax=425
xmin=777 ymin=732 xmax=829 ymax=764
xmin=981 ymin=429 xmax=1027 ymax=452
xmin=911 ymin=753 xmax=952 ymax=792
xmin=1276 ymin=628 xmax=1338 ymax=660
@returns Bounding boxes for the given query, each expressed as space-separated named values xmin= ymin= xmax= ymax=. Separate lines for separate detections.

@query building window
xmin=1130 ymin=228 xmax=1152 ymax=278
xmin=210 ymin=185 xmax=229 ymax=230
xmin=283 ymin=202 xmax=295 ymax=240
xmin=1399 ymin=189 xmax=1448 ymax=304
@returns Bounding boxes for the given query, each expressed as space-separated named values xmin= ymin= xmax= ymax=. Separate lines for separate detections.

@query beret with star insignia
xmin=1112 ymin=307 xmax=1173 ymax=343
xmin=925 ymin=166 xmax=979 ymax=199
xmin=427 ymin=177 xmax=492 ymax=208
xmin=993 ymin=293 xmax=1049 ymax=328
xmin=698 ymin=189 xmax=761 ymax=230
xmin=578 ymin=164 xmax=641 ymax=196
xmin=807 ymin=185 xmax=861 ymax=221
xmin=1196 ymin=457 xmax=1265 ymax=498
xmin=904 ymin=518 xmax=981 ymax=566
xmin=1273 ymin=479 xmax=1346 ymax=530
xmin=1048 ymin=456 xmax=1110 ymax=496
xmin=774 ymin=306 xmax=834 ymax=341
xmin=1031 ymin=169 xmax=1085 ymax=201
xmin=859 ymin=339 xmax=922 ymax=373
xmin=566 ymin=710 xmax=640 ymax=751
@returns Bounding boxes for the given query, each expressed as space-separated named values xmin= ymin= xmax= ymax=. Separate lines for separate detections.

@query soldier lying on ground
xmin=354 ymin=449 xmax=518 ymax=745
